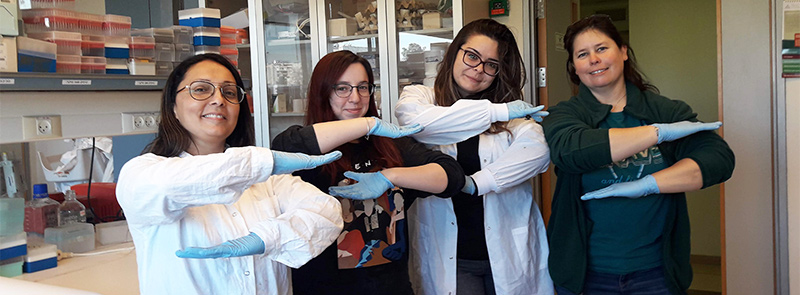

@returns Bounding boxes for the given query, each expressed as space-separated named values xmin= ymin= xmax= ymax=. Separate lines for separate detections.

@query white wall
xmin=787 ymin=78 xmax=800 ymax=295
xmin=629 ymin=0 xmax=720 ymax=257
xmin=720 ymin=0 xmax=775 ymax=293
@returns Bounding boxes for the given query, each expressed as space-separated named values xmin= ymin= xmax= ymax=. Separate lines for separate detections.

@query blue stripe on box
xmin=193 ymin=36 xmax=221 ymax=46
xmin=106 ymin=69 xmax=130 ymax=74
xmin=105 ymin=48 xmax=130 ymax=59
xmin=0 ymin=244 xmax=27 ymax=260
xmin=179 ymin=18 xmax=221 ymax=28
xmin=23 ymin=257 xmax=57 ymax=273
xmin=17 ymin=54 xmax=56 ymax=73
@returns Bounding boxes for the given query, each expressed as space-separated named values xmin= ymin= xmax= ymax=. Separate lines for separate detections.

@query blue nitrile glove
xmin=506 ymin=101 xmax=549 ymax=122
xmin=328 ymin=171 xmax=394 ymax=200
xmin=271 ymin=150 xmax=342 ymax=175
xmin=368 ymin=117 xmax=424 ymax=138
xmin=652 ymin=121 xmax=722 ymax=144
xmin=581 ymin=175 xmax=660 ymax=201
xmin=176 ymin=232 xmax=266 ymax=259
xmin=461 ymin=175 xmax=477 ymax=196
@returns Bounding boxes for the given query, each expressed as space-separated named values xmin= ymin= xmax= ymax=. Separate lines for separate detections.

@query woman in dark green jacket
xmin=541 ymin=15 xmax=735 ymax=295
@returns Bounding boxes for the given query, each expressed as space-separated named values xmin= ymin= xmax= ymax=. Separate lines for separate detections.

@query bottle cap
xmin=65 ymin=189 xmax=77 ymax=200
xmin=32 ymin=183 xmax=49 ymax=199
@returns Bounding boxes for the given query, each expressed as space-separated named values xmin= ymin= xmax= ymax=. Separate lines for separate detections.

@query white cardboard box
xmin=328 ymin=18 xmax=356 ymax=37
xmin=0 ymin=36 xmax=17 ymax=72
xmin=221 ymin=8 xmax=249 ymax=29
xmin=0 ymin=0 xmax=19 ymax=36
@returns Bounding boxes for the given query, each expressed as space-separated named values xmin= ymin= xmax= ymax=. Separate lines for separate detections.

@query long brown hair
xmin=564 ymin=14 xmax=658 ymax=93
xmin=306 ymin=50 xmax=403 ymax=184
xmin=145 ymin=54 xmax=254 ymax=156
xmin=434 ymin=18 xmax=526 ymax=134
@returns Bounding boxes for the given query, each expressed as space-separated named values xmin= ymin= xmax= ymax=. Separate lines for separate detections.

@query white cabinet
xmin=248 ymin=0 xmax=467 ymax=147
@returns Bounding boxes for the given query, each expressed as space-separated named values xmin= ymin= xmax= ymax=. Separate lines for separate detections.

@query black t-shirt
xmin=452 ymin=134 xmax=489 ymax=260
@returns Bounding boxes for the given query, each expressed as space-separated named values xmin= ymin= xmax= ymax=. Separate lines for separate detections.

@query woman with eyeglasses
xmin=270 ymin=50 xmax=466 ymax=295
xmin=394 ymin=19 xmax=553 ymax=295
xmin=116 ymin=54 xmax=344 ymax=294
xmin=542 ymin=15 xmax=734 ymax=294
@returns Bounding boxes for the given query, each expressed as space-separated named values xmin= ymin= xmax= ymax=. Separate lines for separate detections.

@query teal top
xmin=581 ymin=112 xmax=669 ymax=274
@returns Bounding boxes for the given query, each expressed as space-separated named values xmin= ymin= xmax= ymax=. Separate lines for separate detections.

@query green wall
xmin=630 ymin=0 xmax=720 ymax=257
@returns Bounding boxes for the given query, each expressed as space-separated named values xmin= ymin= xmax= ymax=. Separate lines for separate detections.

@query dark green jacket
xmin=541 ymin=82 xmax=735 ymax=295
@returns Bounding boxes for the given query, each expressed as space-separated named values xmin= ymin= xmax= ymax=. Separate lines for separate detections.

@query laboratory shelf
xmin=0 ymin=73 xmax=251 ymax=91
xmin=329 ymin=33 xmax=378 ymax=43
xmin=270 ymin=112 xmax=305 ymax=117
xmin=266 ymin=39 xmax=311 ymax=47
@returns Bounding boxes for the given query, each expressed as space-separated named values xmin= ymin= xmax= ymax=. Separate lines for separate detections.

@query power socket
xmin=122 ymin=112 xmax=160 ymax=133
xmin=22 ymin=115 xmax=62 ymax=140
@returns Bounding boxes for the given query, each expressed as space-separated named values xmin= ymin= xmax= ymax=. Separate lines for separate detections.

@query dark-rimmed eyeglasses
xmin=332 ymin=82 xmax=375 ymax=98
xmin=177 ymin=81 xmax=246 ymax=104
xmin=459 ymin=48 xmax=499 ymax=77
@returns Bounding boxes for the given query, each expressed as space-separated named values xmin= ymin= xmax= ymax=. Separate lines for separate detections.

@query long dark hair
xmin=305 ymin=50 xmax=402 ymax=184
xmin=144 ymin=54 xmax=254 ymax=156
xmin=564 ymin=14 xmax=658 ymax=93
xmin=434 ymin=18 xmax=525 ymax=134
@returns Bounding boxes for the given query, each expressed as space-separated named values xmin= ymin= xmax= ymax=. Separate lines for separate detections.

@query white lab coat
xmin=116 ymin=147 xmax=343 ymax=295
xmin=395 ymin=85 xmax=554 ymax=295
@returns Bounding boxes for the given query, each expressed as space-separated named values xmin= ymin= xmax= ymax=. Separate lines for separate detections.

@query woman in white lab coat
xmin=116 ymin=54 xmax=343 ymax=295
xmin=394 ymin=19 xmax=554 ymax=295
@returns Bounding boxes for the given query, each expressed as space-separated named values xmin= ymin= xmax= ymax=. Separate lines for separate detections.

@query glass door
xmin=318 ymin=0 xmax=386 ymax=118
xmin=254 ymin=0 xmax=317 ymax=145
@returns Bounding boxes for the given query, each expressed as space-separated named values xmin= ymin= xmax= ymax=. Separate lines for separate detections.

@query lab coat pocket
xmin=512 ymin=226 xmax=532 ymax=265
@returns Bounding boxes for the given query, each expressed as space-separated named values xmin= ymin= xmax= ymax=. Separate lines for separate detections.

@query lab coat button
xmin=449 ymin=256 xmax=453 ymax=260
xmin=450 ymin=221 xmax=455 ymax=225
xmin=487 ymin=226 xmax=491 ymax=230
xmin=232 ymin=212 xmax=238 ymax=217
xmin=244 ymin=271 xmax=250 ymax=276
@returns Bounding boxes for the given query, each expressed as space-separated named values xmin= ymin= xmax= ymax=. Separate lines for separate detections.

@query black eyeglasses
xmin=459 ymin=48 xmax=499 ymax=77
xmin=177 ymin=81 xmax=246 ymax=104
xmin=332 ymin=82 xmax=375 ymax=98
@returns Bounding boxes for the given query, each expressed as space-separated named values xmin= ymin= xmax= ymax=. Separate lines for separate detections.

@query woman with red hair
xmin=271 ymin=50 xmax=465 ymax=295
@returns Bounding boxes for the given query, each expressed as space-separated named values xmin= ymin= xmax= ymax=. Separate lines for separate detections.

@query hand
xmin=506 ymin=101 xmax=549 ymax=121
xmin=176 ymin=232 xmax=266 ymax=259
xmin=581 ymin=175 xmax=660 ymax=201
xmin=461 ymin=175 xmax=477 ymax=196
xmin=652 ymin=121 xmax=722 ymax=144
xmin=368 ymin=117 xmax=423 ymax=138
xmin=271 ymin=150 xmax=342 ymax=175
xmin=328 ymin=171 xmax=394 ymax=200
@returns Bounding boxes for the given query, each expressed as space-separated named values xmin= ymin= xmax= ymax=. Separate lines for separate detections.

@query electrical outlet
xmin=122 ymin=112 xmax=160 ymax=133
xmin=22 ymin=115 xmax=62 ymax=140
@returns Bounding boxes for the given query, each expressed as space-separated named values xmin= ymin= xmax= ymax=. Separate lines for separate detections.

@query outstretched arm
xmin=314 ymin=117 xmax=422 ymax=153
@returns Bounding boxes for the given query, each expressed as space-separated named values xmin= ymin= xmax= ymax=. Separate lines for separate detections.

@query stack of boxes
xmin=131 ymin=28 xmax=172 ymax=75
xmin=171 ymin=25 xmax=194 ymax=69
xmin=103 ymin=14 xmax=132 ymax=74
xmin=783 ymin=34 xmax=800 ymax=78
xmin=179 ymin=8 xmax=222 ymax=56
xmin=220 ymin=25 xmax=239 ymax=69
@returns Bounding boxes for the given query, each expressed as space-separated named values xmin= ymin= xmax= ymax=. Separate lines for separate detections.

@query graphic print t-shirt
xmin=335 ymin=142 xmax=406 ymax=269
xmin=580 ymin=112 xmax=670 ymax=275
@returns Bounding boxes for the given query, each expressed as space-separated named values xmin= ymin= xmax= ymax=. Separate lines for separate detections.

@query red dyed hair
xmin=305 ymin=51 xmax=403 ymax=184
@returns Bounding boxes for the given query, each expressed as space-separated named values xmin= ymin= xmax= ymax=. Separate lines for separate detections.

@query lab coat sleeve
xmin=471 ymin=119 xmax=551 ymax=196
xmin=116 ymin=147 xmax=275 ymax=225
xmin=249 ymin=174 xmax=343 ymax=268
xmin=395 ymin=85 xmax=509 ymax=145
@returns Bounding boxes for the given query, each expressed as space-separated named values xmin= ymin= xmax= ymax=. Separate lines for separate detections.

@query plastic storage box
xmin=27 ymin=31 xmax=82 ymax=56
xmin=105 ymin=57 xmax=128 ymax=74
xmin=105 ymin=35 xmax=130 ymax=59
xmin=78 ymin=12 xmax=104 ymax=36
xmin=132 ymin=28 xmax=174 ymax=43
xmin=56 ymin=55 xmax=81 ymax=74
xmin=129 ymin=36 xmax=155 ymax=60
xmin=0 ymin=256 xmax=23 ymax=277
xmin=103 ymin=14 xmax=131 ymax=36
xmin=128 ymin=59 xmax=155 ymax=75
xmin=23 ymin=241 xmax=57 ymax=273
xmin=17 ymin=37 xmax=57 ymax=72
xmin=192 ymin=27 xmax=220 ymax=46
xmin=178 ymin=8 xmax=221 ymax=28
xmin=170 ymin=25 xmax=193 ymax=44
xmin=155 ymin=61 xmax=173 ymax=76
xmin=44 ymin=222 xmax=95 ymax=253
xmin=174 ymin=43 xmax=193 ymax=61
xmin=220 ymin=25 xmax=236 ymax=39
xmin=31 ymin=0 xmax=76 ymax=9
xmin=0 ymin=232 xmax=27 ymax=260
xmin=81 ymin=34 xmax=105 ymax=56
xmin=194 ymin=45 xmax=219 ymax=55
xmin=81 ymin=56 xmax=106 ymax=74
xmin=21 ymin=8 xmax=81 ymax=33
xmin=154 ymin=43 xmax=175 ymax=61
xmin=95 ymin=220 xmax=132 ymax=245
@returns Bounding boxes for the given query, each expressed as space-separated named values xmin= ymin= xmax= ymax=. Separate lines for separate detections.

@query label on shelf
xmin=0 ymin=78 xmax=14 ymax=85
xmin=135 ymin=81 xmax=158 ymax=86
xmin=62 ymin=79 xmax=91 ymax=86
